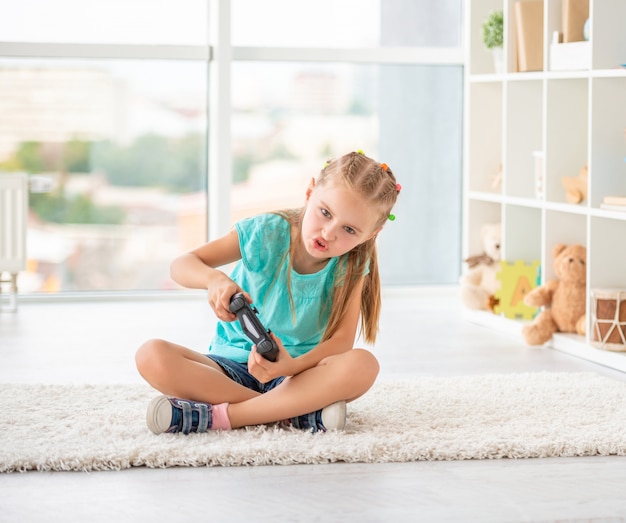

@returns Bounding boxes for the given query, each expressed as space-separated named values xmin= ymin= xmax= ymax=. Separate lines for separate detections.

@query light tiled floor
xmin=2 ymin=287 xmax=626 ymax=522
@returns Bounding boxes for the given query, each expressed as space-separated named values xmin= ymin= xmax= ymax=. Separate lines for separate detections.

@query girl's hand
xmin=247 ymin=333 xmax=295 ymax=383
xmin=206 ymin=275 xmax=252 ymax=322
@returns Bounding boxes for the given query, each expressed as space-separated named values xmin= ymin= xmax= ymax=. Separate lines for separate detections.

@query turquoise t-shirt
xmin=208 ymin=213 xmax=340 ymax=363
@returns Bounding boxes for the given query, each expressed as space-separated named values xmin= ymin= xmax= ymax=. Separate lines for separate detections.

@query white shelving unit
xmin=463 ymin=0 xmax=626 ymax=371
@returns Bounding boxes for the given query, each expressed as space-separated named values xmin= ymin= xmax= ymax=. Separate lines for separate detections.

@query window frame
xmin=0 ymin=0 xmax=464 ymax=297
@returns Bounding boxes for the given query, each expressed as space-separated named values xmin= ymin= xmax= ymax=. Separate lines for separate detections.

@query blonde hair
xmin=277 ymin=151 xmax=399 ymax=344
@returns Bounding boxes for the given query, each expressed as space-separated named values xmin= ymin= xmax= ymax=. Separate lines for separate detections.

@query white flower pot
xmin=492 ymin=48 xmax=504 ymax=74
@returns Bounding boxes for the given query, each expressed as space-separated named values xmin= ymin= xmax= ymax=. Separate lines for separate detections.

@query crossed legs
xmin=135 ymin=339 xmax=379 ymax=429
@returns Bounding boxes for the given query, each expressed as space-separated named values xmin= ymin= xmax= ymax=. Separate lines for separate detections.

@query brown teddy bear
xmin=460 ymin=223 xmax=501 ymax=311
xmin=521 ymin=243 xmax=587 ymax=345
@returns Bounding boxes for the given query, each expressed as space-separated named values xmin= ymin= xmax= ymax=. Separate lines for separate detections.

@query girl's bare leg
xmin=135 ymin=338 xmax=260 ymax=404
xmin=227 ymin=348 xmax=379 ymax=428
xmin=136 ymin=341 xmax=379 ymax=429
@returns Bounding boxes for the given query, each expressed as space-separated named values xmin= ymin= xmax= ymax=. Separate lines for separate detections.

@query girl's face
xmin=300 ymin=178 xmax=383 ymax=264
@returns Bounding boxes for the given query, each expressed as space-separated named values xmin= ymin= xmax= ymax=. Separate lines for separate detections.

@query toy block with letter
xmin=494 ymin=260 xmax=541 ymax=319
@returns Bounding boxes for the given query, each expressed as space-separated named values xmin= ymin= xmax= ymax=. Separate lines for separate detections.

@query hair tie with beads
xmin=382 ymin=163 xmax=400 ymax=220
xmin=380 ymin=163 xmax=401 ymax=193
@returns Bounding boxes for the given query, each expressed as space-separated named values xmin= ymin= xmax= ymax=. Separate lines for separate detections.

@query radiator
xmin=0 ymin=173 xmax=28 ymax=312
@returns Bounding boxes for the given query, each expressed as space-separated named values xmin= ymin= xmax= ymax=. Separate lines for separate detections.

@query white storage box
xmin=550 ymin=41 xmax=591 ymax=71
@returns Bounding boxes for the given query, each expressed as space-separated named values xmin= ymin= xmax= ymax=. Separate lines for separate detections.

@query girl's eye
xmin=344 ymin=226 xmax=356 ymax=235
xmin=321 ymin=208 xmax=331 ymax=218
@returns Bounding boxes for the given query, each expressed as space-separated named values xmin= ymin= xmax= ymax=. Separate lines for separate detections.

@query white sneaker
xmin=320 ymin=400 xmax=347 ymax=431
xmin=287 ymin=400 xmax=347 ymax=432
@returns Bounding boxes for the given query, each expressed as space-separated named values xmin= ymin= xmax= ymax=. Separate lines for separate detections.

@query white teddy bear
xmin=460 ymin=223 xmax=501 ymax=311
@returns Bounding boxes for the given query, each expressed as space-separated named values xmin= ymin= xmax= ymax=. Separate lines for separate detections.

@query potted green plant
xmin=482 ymin=10 xmax=504 ymax=73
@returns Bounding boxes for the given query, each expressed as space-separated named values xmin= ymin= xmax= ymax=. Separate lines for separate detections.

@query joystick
xmin=228 ymin=293 xmax=279 ymax=362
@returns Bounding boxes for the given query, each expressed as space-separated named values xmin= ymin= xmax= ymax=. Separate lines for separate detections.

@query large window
xmin=231 ymin=0 xmax=381 ymax=48
xmin=0 ymin=58 xmax=207 ymax=292
xmin=0 ymin=0 xmax=209 ymax=293
xmin=0 ymin=0 xmax=463 ymax=294
xmin=230 ymin=0 xmax=464 ymax=285
xmin=229 ymin=62 xmax=463 ymax=284
xmin=0 ymin=0 xmax=208 ymax=45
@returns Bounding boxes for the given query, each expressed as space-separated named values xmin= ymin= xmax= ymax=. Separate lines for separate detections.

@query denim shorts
xmin=206 ymin=354 xmax=287 ymax=394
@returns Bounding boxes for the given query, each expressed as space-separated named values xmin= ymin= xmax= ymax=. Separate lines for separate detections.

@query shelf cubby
xmin=589 ymin=217 xmax=626 ymax=289
xmin=464 ymin=0 xmax=626 ymax=371
xmin=545 ymin=77 xmax=588 ymax=205
xmin=467 ymin=82 xmax=503 ymax=194
xmin=589 ymin=76 xmax=626 ymax=208
xmin=505 ymin=79 xmax=543 ymax=199
xmin=503 ymin=204 xmax=542 ymax=261
xmin=466 ymin=200 xmax=502 ymax=257
xmin=591 ymin=1 xmax=626 ymax=71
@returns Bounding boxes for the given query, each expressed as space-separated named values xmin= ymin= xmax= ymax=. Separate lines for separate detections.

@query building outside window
xmin=0 ymin=0 xmax=463 ymax=294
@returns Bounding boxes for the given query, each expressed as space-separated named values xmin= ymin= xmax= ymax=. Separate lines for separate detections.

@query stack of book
xmin=549 ymin=0 xmax=590 ymax=71
xmin=514 ymin=0 xmax=543 ymax=72
xmin=562 ymin=0 xmax=589 ymax=42
xmin=601 ymin=196 xmax=626 ymax=212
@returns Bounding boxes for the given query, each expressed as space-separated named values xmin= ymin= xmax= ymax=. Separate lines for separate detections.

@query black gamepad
xmin=228 ymin=293 xmax=279 ymax=362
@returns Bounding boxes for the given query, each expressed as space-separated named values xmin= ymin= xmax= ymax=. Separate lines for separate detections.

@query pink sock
xmin=211 ymin=403 xmax=232 ymax=430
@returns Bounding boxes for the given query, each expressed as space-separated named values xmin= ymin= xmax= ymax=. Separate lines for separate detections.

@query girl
xmin=135 ymin=150 xmax=400 ymax=434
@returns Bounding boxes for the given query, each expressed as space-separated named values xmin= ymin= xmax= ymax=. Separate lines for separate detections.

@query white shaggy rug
xmin=2 ymin=372 xmax=626 ymax=472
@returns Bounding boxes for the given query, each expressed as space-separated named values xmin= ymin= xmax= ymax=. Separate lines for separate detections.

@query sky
xmin=0 ymin=0 xmax=207 ymax=45
xmin=0 ymin=0 xmax=379 ymax=47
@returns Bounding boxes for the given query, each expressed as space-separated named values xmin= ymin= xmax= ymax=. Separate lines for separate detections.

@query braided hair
xmin=278 ymin=151 xmax=400 ymax=344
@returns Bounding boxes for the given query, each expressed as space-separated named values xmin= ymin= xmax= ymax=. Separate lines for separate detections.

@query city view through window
xmin=0 ymin=0 xmax=463 ymax=294
xmin=0 ymin=59 xmax=384 ymax=293
xmin=0 ymin=59 xmax=208 ymax=292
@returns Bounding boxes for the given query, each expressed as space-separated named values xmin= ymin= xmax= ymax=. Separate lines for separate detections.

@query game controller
xmin=228 ymin=293 xmax=279 ymax=362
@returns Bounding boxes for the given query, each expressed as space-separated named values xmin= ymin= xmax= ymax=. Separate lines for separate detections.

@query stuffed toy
xmin=460 ymin=223 xmax=501 ymax=311
xmin=521 ymin=243 xmax=587 ymax=345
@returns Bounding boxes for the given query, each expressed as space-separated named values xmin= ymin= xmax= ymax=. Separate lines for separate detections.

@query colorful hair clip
xmin=322 ymin=160 xmax=330 ymax=169
xmin=388 ymin=214 xmax=396 ymax=221
xmin=380 ymin=163 xmax=389 ymax=172
xmin=396 ymin=183 xmax=402 ymax=193
xmin=356 ymin=149 xmax=365 ymax=155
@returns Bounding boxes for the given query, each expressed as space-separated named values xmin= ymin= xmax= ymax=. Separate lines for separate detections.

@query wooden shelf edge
xmin=462 ymin=310 xmax=626 ymax=373
xmin=551 ymin=333 xmax=626 ymax=373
